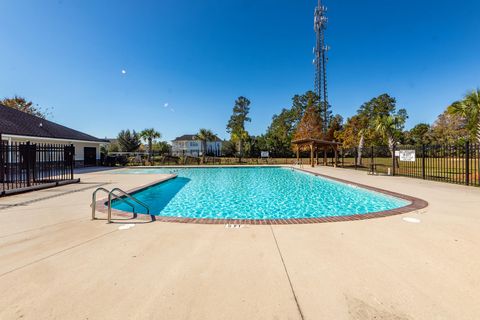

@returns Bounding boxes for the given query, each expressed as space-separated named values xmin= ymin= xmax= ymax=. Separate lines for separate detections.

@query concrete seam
xmin=270 ymin=225 xmax=305 ymax=320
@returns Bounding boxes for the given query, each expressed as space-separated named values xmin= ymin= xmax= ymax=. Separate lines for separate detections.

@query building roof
xmin=0 ymin=104 xmax=108 ymax=143
xmin=172 ymin=134 xmax=221 ymax=142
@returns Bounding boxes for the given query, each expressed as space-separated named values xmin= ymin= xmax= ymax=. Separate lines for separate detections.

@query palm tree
xmin=140 ymin=128 xmax=162 ymax=162
xmin=117 ymin=130 xmax=142 ymax=152
xmin=195 ymin=129 xmax=216 ymax=164
xmin=357 ymin=127 xmax=367 ymax=166
xmin=374 ymin=115 xmax=407 ymax=168
xmin=450 ymin=89 xmax=480 ymax=144
xmin=375 ymin=115 xmax=400 ymax=155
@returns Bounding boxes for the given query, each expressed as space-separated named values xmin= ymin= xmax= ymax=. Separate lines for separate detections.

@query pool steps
xmin=91 ymin=187 xmax=150 ymax=223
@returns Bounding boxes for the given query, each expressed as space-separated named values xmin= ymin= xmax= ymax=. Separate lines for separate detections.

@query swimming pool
xmin=111 ymin=167 xmax=412 ymax=221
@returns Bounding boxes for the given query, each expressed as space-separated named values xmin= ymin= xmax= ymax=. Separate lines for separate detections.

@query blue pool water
xmin=111 ymin=167 xmax=409 ymax=220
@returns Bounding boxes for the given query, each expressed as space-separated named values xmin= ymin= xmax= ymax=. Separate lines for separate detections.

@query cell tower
xmin=313 ymin=0 xmax=330 ymax=135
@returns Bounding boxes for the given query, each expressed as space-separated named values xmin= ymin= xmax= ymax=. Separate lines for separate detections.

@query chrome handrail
xmin=108 ymin=188 xmax=150 ymax=223
xmin=91 ymin=187 xmax=110 ymax=220
xmin=107 ymin=193 xmax=136 ymax=216
xmin=92 ymin=187 xmax=144 ymax=222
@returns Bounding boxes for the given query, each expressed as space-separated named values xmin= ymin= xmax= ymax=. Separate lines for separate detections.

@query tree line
xmin=2 ymin=88 xmax=479 ymax=161
xmin=220 ymin=88 xmax=480 ymax=161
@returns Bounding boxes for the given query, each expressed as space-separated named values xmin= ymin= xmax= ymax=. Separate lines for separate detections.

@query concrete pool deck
xmin=0 ymin=166 xmax=479 ymax=319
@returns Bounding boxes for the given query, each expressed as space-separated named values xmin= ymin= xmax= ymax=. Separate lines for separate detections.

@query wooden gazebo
xmin=292 ymin=138 xmax=342 ymax=167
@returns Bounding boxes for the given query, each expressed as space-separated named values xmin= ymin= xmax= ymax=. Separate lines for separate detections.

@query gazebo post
xmin=291 ymin=139 xmax=341 ymax=168
xmin=334 ymin=146 xmax=338 ymax=168
xmin=310 ymin=143 xmax=314 ymax=167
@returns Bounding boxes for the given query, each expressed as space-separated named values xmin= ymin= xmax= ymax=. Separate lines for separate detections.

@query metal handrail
xmin=106 ymin=193 xmax=136 ymax=216
xmin=91 ymin=187 xmax=110 ymax=220
xmin=91 ymin=187 xmax=139 ymax=221
xmin=108 ymin=188 xmax=150 ymax=223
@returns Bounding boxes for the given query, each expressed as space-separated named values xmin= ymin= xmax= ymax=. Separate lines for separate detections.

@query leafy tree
xmin=291 ymin=91 xmax=319 ymax=116
xmin=117 ymin=130 xmax=141 ymax=152
xmin=0 ymin=96 xmax=50 ymax=118
xmin=405 ymin=123 xmax=431 ymax=145
xmin=326 ymin=114 xmax=343 ymax=141
xmin=195 ymin=128 xmax=216 ymax=163
xmin=449 ymin=89 xmax=480 ymax=143
xmin=108 ymin=142 xmax=120 ymax=153
xmin=243 ymin=135 xmax=268 ymax=158
xmin=430 ymin=110 xmax=470 ymax=144
xmin=264 ymin=91 xmax=321 ymax=157
xmin=293 ymin=98 xmax=324 ymax=142
xmin=152 ymin=141 xmax=171 ymax=155
xmin=265 ymin=108 xmax=297 ymax=157
xmin=221 ymin=140 xmax=237 ymax=157
xmin=336 ymin=115 xmax=362 ymax=147
xmin=339 ymin=94 xmax=406 ymax=164
xmin=226 ymin=96 xmax=251 ymax=160
xmin=253 ymin=135 xmax=269 ymax=156
xmin=140 ymin=128 xmax=162 ymax=161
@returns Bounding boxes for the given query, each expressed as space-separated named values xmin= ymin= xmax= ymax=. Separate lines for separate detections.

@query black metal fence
xmin=1 ymin=141 xmax=75 ymax=195
xmin=102 ymin=142 xmax=480 ymax=188
xmin=103 ymin=152 xmax=300 ymax=166
xmin=340 ymin=142 xmax=480 ymax=187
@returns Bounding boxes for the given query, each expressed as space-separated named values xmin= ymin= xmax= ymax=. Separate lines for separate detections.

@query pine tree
xmin=293 ymin=98 xmax=324 ymax=141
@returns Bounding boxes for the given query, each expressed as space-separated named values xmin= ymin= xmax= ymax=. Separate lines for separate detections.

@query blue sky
xmin=1 ymin=0 xmax=479 ymax=141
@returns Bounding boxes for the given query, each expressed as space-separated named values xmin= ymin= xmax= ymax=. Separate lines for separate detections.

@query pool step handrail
xmin=91 ymin=187 xmax=110 ymax=220
xmin=108 ymin=188 xmax=150 ymax=223
xmin=91 ymin=187 xmax=136 ymax=220
xmin=91 ymin=187 xmax=150 ymax=223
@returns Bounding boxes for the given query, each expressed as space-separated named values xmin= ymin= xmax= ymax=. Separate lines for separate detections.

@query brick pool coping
xmin=95 ymin=167 xmax=428 ymax=225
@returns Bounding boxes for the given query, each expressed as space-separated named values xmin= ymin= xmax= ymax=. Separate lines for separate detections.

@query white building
xmin=0 ymin=104 xmax=108 ymax=167
xmin=171 ymin=134 xmax=222 ymax=157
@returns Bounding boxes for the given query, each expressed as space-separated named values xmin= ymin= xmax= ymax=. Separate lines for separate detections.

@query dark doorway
xmin=84 ymin=147 xmax=97 ymax=166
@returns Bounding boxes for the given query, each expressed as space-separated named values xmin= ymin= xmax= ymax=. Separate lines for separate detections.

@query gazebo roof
xmin=291 ymin=138 xmax=342 ymax=146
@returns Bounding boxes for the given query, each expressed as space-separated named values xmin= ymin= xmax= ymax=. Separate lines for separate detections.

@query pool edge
xmin=97 ymin=168 xmax=429 ymax=225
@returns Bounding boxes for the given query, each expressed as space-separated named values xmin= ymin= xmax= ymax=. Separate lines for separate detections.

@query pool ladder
xmin=91 ymin=187 xmax=150 ymax=223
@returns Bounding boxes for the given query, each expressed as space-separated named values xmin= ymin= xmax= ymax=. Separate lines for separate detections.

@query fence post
xmin=25 ymin=141 xmax=31 ymax=187
xmin=371 ymin=146 xmax=374 ymax=173
xmin=70 ymin=144 xmax=75 ymax=180
xmin=341 ymin=148 xmax=344 ymax=168
xmin=354 ymin=147 xmax=358 ymax=170
xmin=465 ymin=141 xmax=470 ymax=186
xmin=0 ymin=133 xmax=4 ymax=195
xmin=422 ymin=144 xmax=426 ymax=180
xmin=392 ymin=145 xmax=396 ymax=176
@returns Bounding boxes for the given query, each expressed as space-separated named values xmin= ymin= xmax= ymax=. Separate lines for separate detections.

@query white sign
xmin=261 ymin=151 xmax=269 ymax=158
xmin=395 ymin=150 xmax=400 ymax=157
xmin=399 ymin=150 xmax=416 ymax=162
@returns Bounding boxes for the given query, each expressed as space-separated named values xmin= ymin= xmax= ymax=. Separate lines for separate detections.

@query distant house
xmin=0 ymin=104 xmax=108 ymax=167
xmin=172 ymin=134 xmax=222 ymax=157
